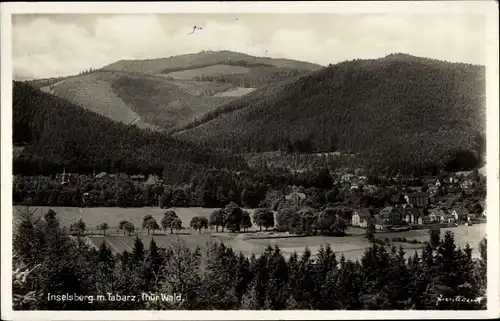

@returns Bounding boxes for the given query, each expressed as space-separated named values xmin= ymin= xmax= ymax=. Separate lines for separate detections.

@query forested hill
xmin=13 ymin=81 xmax=248 ymax=178
xmin=177 ymin=54 xmax=486 ymax=175
xmin=102 ymin=50 xmax=322 ymax=74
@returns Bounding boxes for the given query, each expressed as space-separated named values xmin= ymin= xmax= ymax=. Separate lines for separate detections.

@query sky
xmin=12 ymin=13 xmax=486 ymax=79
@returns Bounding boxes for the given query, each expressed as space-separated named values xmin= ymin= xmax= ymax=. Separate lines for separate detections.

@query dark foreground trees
xmin=13 ymin=208 xmax=487 ymax=310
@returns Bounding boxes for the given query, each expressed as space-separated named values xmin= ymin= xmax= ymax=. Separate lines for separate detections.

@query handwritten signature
xmin=436 ymin=294 xmax=485 ymax=305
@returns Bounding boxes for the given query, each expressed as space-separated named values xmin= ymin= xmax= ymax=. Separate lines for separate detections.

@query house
xmin=460 ymin=179 xmax=474 ymax=190
xmin=130 ymin=174 xmax=146 ymax=181
xmin=285 ymin=191 xmax=307 ymax=203
xmin=428 ymin=185 xmax=439 ymax=196
xmin=58 ymin=169 xmax=78 ymax=185
xmin=351 ymin=208 xmax=371 ymax=227
xmin=418 ymin=216 xmax=432 ymax=225
xmin=144 ymin=174 xmax=162 ymax=186
xmin=451 ymin=208 xmax=469 ymax=221
xmin=428 ymin=208 xmax=445 ymax=223
xmin=467 ymin=214 xmax=477 ymax=222
xmin=364 ymin=185 xmax=378 ymax=193
xmin=95 ymin=172 xmax=110 ymax=180
xmin=404 ymin=192 xmax=429 ymax=208
xmin=404 ymin=208 xmax=420 ymax=224
xmin=440 ymin=214 xmax=456 ymax=224
xmin=379 ymin=206 xmax=403 ymax=225
xmin=340 ymin=174 xmax=355 ymax=182
xmin=374 ymin=216 xmax=387 ymax=230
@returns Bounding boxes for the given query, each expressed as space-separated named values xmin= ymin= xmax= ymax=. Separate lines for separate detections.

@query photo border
xmin=1 ymin=1 xmax=498 ymax=320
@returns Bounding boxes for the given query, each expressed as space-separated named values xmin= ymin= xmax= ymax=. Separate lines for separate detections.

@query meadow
xmin=14 ymin=206 xmax=486 ymax=261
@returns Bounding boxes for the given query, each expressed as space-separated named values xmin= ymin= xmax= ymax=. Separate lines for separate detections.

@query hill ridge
xmin=176 ymin=54 xmax=486 ymax=175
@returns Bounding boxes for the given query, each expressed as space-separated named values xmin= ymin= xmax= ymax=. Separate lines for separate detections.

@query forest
xmin=13 ymin=208 xmax=487 ymax=310
xmin=177 ymin=54 xmax=486 ymax=175
xmin=192 ymin=66 xmax=307 ymax=88
xmin=12 ymin=81 xmax=247 ymax=176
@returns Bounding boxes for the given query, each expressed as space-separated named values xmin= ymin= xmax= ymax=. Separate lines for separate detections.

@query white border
xmin=1 ymin=1 xmax=499 ymax=320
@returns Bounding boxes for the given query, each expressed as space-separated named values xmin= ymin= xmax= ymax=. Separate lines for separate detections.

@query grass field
xmin=14 ymin=206 xmax=486 ymax=260
xmin=165 ymin=64 xmax=251 ymax=80
xmin=41 ymin=73 xmax=149 ymax=129
xmin=213 ymin=87 xmax=256 ymax=97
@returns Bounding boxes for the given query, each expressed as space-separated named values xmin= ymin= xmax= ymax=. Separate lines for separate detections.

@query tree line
xmin=13 ymin=208 xmax=487 ymax=310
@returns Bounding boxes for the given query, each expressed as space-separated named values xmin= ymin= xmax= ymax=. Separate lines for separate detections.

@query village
xmin=336 ymin=170 xmax=486 ymax=232
xmin=28 ymin=162 xmax=485 ymax=237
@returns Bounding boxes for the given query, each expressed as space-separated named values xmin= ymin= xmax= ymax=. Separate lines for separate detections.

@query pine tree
xmin=132 ymin=237 xmax=145 ymax=264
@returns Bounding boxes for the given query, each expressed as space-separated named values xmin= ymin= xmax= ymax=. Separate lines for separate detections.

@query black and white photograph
xmin=1 ymin=1 xmax=499 ymax=319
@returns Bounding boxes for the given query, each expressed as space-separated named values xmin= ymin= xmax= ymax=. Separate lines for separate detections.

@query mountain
xmin=176 ymin=54 xmax=486 ymax=174
xmin=13 ymin=81 xmax=248 ymax=180
xmin=33 ymin=51 xmax=320 ymax=131
xmin=102 ymin=50 xmax=323 ymax=74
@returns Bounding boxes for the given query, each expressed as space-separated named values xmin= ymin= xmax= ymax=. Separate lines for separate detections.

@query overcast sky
xmin=12 ymin=13 xmax=486 ymax=79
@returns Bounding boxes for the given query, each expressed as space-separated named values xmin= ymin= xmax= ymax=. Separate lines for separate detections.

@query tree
xmin=144 ymin=218 xmax=160 ymax=235
xmin=428 ymin=227 xmax=441 ymax=249
xmin=161 ymin=210 xmax=179 ymax=234
xmin=297 ymin=207 xmax=317 ymax=235
xmin=118 ymin=220 xmax=129 ymax=235
xmin=209 ymin=209 xmax=226 ymax=232
xmin=190 ymin=216 xmax=209 ymax=234
xmin=142 ymin=214 xmax=154 ymax=231
xmin=70 ymin=219 xmax=86 ymax=236
xmin=171 ymin=218 xmax=183 ymax=233
xmin=252 ymin=208 xmax=274 ymax=231
xmin=99 ymin=222 xmax=109 ymax=236
xmin=365 ymin=218 xmax=376 ymax=244
xmin=132 ymin=236 xmax=145 ymax=264
xmin=317 ymin=207 xmax=337 ymax=234
xmin=124 ymin=222 xmax=135 ymax=236
xmin=241 ymin=211 xmax=252 ymax=232
xmin=276 ymin=206 xmax=301 ymax=233
xmin=224 ymin=202 xmax=243 ymax=232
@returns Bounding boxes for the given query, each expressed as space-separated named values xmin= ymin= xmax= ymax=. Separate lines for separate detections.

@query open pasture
xmin=14 ymin=206 xmax=486 ymax=261
xmin=164 ymin=64 xmax=251 ymax=80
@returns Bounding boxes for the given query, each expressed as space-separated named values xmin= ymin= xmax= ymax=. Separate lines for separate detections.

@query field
xmin=40 ymin=73 xmax=155 ymax=130
xmin=165 ymin=64 xmax=250 ymax=80
xmin=213 ymin=87 xmax=256 ymax=97
xmin=14 ymin=206 xmax=486 ymax=261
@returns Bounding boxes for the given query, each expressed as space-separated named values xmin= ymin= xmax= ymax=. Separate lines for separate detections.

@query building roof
xmin=144 ymin=174 xmax=161 ymax=185
xmin=380 ymin=206 xmax=398 ymax=216
xmin=355 ymin=208 xmax=371 ymax=219
xmin=406 ymin=192 xmax=429 ymax=198
xmin=453 ymin=208 xmax=469 ymax=216
xmin=429 ymin=208 xmax=445 ymax=216
xmin=95 ymin=172 xmax=109 ymax=179
xmin=285 ymin=191 xmax=306 ymax=200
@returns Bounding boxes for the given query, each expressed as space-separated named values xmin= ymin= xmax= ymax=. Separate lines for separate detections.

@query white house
xmin=440 ymin=214 xmax=456 ymax=224
xmin=451 ymin=208 xmax=468 ymax=221
xmin=374 ymin=216 xmax=387 ymax=230
xmin=467 ymin=214 xmax=477 ymax=222
xmin=351 ymin=208 xmax=371 ymax=227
